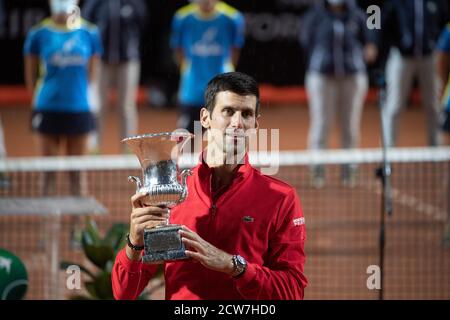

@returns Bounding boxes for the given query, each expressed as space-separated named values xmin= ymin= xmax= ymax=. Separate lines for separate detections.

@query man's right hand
xmin=126 ymin=192 xmax=170 ymax=261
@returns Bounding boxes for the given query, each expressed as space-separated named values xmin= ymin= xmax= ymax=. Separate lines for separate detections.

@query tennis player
xmin=112 ymin=72 xmax=308 ymax=300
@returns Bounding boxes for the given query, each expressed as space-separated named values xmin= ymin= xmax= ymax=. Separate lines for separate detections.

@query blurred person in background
xmin=0 ymin=1 xmax=7 ymax=187
xmin=23 ymin=0 xmax=102 ymax=195
xmin=0 ymin=0 xmax=4 ymax=38
xmin=170 ymin=0 xmax=245 ymax=134
xmin=376 ymin=0 xmax=449 ymax=148
xmin=0 ymin=117 xmax=5 ymax=160
xmin=435 ymin=22 xmax=450 ymax=245
xmin=300 ymin=0 xmax=378 ymax=188
xmin=82 ymin=0 xmax=148 ymax=153
xmin=0 ymin=116 xmax=9 ymax=188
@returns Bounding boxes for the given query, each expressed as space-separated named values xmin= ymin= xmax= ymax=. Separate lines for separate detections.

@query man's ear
xmin=255 ymin=114 xmax=260 ymax=129
xmin=200 ymin=108 xmax=210 ymax=129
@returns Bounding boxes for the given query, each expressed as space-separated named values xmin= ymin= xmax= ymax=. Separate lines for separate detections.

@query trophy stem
xmin=153 ymin=207 xmax=170 ymax=227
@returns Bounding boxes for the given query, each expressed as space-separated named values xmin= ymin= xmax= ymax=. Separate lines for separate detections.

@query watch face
xmin=236 ymin=255 xmax=246 ymax=266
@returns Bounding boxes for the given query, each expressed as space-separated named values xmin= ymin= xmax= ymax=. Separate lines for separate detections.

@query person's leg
xmin=446 ymin=132 xmax=450 ymax=245
xmin=117 ymin=60 xmax=140 ymax=151
xmin=92 ymin=62 xmax=113 ymax=153
xmin=445 ymin=165 xmax=450 ymax=246
xmin=177 ymin=105 xmax=201 ymax=134
xmin=306 ymin=72 xmax=336 ymax=151
xmin=444 ymin=136 xmax=450 ymax=246
xmin=306 ymin=72 xmax=337 ymax=187
xmin=337 ymin=73 xmax=368 ymax=186
xmin=37 ymin=134 xmax=62 ymax=195
xmin=66 ymin=134 xmax=89 ymax=196
xmin=0 ymin=116 xmax=9 ymax=187
xmin=176 ymin=105 xmax=202 ymax=156
xmin=383 ymin=48 xmax=416 ymax=147
xmin=441 ymin=113 xmax=450 ymax=245
xmin=444 ymin=132 xmax=450 ymax=146
xmin=87 ymin=61 xmax=102 ymax=153
xmin=417 ymin=54 xmax=441 ymax=146
xmin=0 ymin=116 xmax=6 ymax=158
xmin=338 ymin=73 xmax=368 ymax=149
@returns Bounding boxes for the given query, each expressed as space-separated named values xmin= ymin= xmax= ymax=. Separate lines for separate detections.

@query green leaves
xmin=85 ymin=271 xmax=113 ymax=300
xmin=104 ymin=223 xmax=129 ymax=253
xmin=81 ymin=220 xmax=114 ymax=270
xmin=60 ymin=218 xmax=130 ymax=300
xmin=82 ymin=242 xmax=114 ymax=270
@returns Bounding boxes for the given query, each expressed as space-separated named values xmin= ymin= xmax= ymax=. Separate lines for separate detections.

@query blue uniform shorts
xmin=31 ymin=110 xmax=97 ymax=135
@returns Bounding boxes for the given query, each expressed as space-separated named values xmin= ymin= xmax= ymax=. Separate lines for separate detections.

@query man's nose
xmin=230 ymin=112 xmax=244 ymax=128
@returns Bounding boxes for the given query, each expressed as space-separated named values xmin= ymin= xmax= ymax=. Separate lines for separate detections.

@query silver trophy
xmin=122 ymin=132 xmax=193 ymax=263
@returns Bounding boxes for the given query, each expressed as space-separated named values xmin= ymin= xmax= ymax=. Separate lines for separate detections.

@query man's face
xmin=49 ymin=0 xmax=78 ymax=15
xmin=201 ymin=91 xmax=259 ymax=163
xmin=197 ymin=0 xmax=218 ymax=13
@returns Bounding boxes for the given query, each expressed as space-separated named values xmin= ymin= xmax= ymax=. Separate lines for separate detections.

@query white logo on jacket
xmin=293 ymin=217 xmax=305 ymax=226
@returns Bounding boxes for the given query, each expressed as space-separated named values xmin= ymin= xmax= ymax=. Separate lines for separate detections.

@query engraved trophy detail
xmin=122 ymin=132 xmax=193 ymax=263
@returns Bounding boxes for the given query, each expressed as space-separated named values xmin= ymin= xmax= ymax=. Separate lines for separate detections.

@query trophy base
xmin=142 ymin=224 xmax=188 ymax=264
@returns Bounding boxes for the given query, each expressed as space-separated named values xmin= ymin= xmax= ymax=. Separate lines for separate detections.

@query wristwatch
xmin=231 ymin=255 xmax=247 ymax=278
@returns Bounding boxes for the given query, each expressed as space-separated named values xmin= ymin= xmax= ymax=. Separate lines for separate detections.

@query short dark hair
xmin=204 ymin=72 xmax=260 ymax=116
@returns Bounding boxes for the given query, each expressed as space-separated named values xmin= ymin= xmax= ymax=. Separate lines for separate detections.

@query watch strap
xmin=126 ymin=233 xmax=144 ymax=251
xmin=231 ymin=254 xmax=247 ymax=278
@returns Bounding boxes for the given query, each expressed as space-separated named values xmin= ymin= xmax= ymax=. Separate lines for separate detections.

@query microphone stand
xmin=374 ymin=70 xmax=393 ymax=300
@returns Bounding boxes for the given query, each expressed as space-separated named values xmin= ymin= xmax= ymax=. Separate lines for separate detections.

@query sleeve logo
xmin=293 ymin=217 xmax=305 ymax=226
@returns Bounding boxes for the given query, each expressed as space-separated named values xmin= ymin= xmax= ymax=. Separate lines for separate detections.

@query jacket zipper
xmin=210 ymin=204 xmax=217 ymax=217
xmin=209 ymin=172 xmax=240 ymax=218
xmin=210 ymin=189 xmax=228 ymax=218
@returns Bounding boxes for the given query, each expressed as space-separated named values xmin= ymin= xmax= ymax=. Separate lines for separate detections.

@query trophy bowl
xmin=122 ymin=132 xmax=193 ymax=263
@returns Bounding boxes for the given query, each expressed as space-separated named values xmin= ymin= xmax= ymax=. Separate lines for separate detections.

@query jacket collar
xmin=194 ymin=151 xmax=252 ymax=205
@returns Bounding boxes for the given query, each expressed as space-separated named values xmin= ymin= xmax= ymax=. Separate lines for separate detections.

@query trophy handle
xmin=179 ymin=169 xmax=192 ymax=202
xmin=128 ymin=176 xmax=142 ymax=193
xmin=180 ymin=169 xmax=192 ymax=187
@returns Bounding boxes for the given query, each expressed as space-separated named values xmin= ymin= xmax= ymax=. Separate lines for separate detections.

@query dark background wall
xmin=0 ymin=0 xmax=380 ymax=87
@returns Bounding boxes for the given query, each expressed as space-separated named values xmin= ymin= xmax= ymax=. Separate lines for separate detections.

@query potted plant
xmin=60 ymin=218 xmax=163 ymax=299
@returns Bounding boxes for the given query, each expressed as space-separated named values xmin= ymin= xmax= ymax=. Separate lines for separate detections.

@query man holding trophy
xmin=112 ymin=72 xmax=307 ymax=300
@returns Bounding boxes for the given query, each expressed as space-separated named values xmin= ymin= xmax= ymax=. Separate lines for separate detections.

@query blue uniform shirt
xmin=23 ymin=18 xmax=103 ymax=113
xmin=170 ymin=2 xmax=245 ymax=107
xmin=437 ymin=23 xmax=450 ymax=111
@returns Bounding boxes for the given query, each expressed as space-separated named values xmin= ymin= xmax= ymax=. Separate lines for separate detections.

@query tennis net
xmin=0 ymin=147 xmax=449 ymax=299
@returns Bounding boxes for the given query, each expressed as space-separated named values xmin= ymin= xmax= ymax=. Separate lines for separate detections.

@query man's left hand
xmin=179 ymin=226 xmax=235 ymax=276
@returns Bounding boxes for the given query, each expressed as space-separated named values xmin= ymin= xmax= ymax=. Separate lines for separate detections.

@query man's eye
xmin=223 ymin=109 xmax=233 ymax=115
